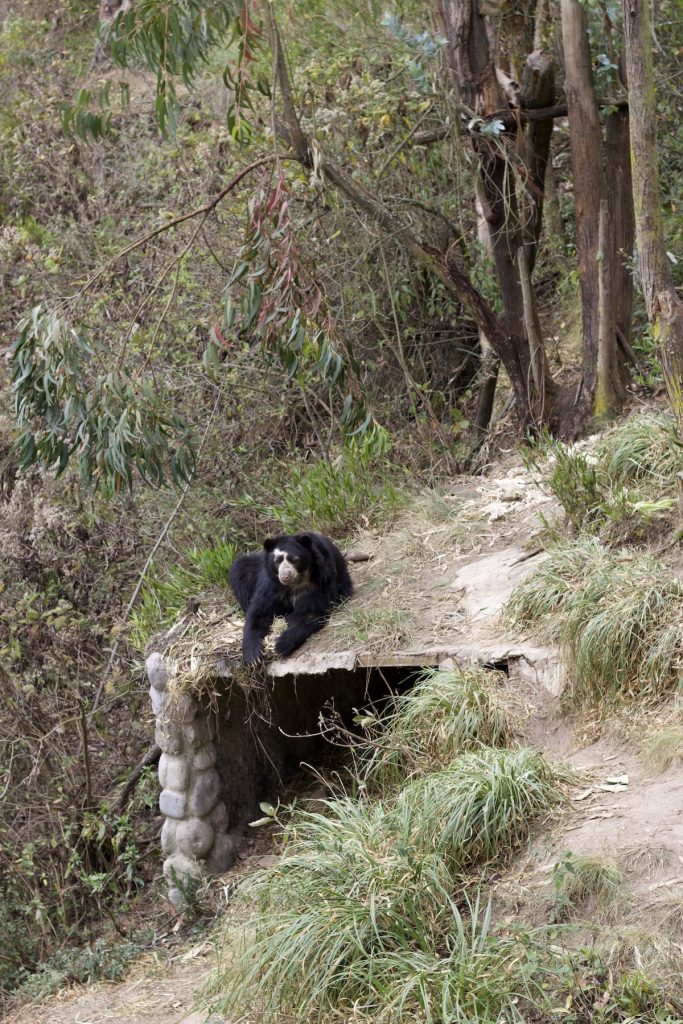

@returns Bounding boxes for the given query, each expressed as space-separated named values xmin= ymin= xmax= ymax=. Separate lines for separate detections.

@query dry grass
xmin=640 ymin=726 xmax=683 ymax=775
xmin=551 ymin=852 xmax=624 ymax=922
xmin=633 ymin=890 xmax=683 ymax=938
xmin=506 ymin=538 xmax=683 ymax=708
xmin=618 ymin=840 xmax=676 ymax=880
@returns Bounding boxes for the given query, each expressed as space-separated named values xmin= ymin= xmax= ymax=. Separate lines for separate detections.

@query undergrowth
xmin=129 ymin=539 xmax=238 ymax=651
xmin=597 ymin=412 xmax=683 ymax=485
xmin=237 ymin=451 xmax=402 ymax=537
xmin=506 ymin=538 xmax=683 ymax=707
xmin=13 ymin=936 xmax=149 ymax=1002
xmin=209 ymin=726 xmax=566 ymax=1022
xmin=523 ymin=419 xmax=680 ymax=539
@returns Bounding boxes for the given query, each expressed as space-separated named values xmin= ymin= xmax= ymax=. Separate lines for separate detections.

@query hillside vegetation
xmin=1 ymin=0 xmax=683 ymax=1018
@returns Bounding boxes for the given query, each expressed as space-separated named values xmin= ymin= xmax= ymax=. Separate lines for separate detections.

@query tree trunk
xmin=606 ymin=106 xmax=634 ymax=352
xmin=436 ymin=0 xmax=538 ymax=427
xmin=595 ymin=199 xmax=618 ymax=416
xmin=473 ymin=187 xmax=500 ymax=434
xmin=520 ymin=50 xmax=556 ymax=274
xmin=622 ymin=0 xmax=683 ymax=433
xmin=561 ymin=0 xmax=608 ymax=408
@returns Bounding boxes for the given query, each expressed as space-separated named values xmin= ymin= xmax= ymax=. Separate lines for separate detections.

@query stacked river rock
xmin=147 ymin=651 xmax=236 ymax=908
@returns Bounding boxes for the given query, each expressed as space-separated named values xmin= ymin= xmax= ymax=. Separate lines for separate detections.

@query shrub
xmin=521 ymin=432 xmax=607 ymax=532
xmin=521 ymin=427 xmax=679 ymax=539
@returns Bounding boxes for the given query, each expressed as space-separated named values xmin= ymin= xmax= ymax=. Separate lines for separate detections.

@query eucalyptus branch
xmin=264 ymin=1 xmax=309 ymax=164
xmin=71 ymin=155 xmax=288 ymax=304
xmin=411 ymin=99 xmax=629 ymax=145
xmin=91 ymin=391 xmax=221 ymax=714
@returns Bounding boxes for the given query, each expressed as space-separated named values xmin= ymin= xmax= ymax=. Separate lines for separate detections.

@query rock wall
xmin=147 ymin=652 xmax=237 ymax=910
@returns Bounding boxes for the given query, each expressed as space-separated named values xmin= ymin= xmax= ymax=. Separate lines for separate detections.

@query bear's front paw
xmin=243 ymin=639 xmax=264 ymax=666
xmin=274 ymin=632 xmax=296 ymax=657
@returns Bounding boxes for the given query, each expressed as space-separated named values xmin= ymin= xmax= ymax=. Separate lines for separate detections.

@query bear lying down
xmin=229 ymin=532 xmax=353 ymax=665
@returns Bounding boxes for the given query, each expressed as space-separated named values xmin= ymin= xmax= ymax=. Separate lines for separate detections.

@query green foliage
xmin=11 ymin=306 xmax=196 ymax=492
xmin=522 ymin=427 xmax=679 ymax=538
xmin=552 ymin=851 xmax=624 ymax=922
xmin=130 ymin=538 xmax=237 ymax=649
xmin=362 ymin=665 xmax=510 ymax=788
xmin=220 ymin=173 xmax=387 ymax=454
xmin=61 ymin=82 xmax=125 ymax=141
xmin=240 ymin=450 xmax=399 ymax=536
xmin=507 ymin=539 xmax=683 ymax=706
xmin=14 ymin=936 xmax=147 ymax=1001
xmin=106 ymin=0 xmax=238 ymax=136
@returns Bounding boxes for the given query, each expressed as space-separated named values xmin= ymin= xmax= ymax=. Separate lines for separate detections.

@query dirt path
xmin=4 ymin=942 xmax=214 ymax=1024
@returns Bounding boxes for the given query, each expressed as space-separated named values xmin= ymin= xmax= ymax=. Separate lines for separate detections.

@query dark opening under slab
xmin=212 ymin=664 xmax=427 ymax=832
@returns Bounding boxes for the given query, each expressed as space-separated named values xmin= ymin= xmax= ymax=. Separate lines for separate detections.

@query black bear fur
xmin=229 ymin=532 xmax=353 ymax=665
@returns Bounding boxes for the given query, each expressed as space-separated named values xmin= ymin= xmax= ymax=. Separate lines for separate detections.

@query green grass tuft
xmin=507 ymin=539 xmax=683 ymax=706
xmin=209 ymin=748 xmax=563 ymax=1021
xmin=362 ymin=665 xmax=510 ymax=788
xmin=598 ymin=412 xmax=683 ymax=484
xmin=393 ymin=747 xmax=564 ymax=872
xmin=552 ymin=851 xmax=624 ymax=921
xmin=522 ymin=432 xmax=607 ymax=532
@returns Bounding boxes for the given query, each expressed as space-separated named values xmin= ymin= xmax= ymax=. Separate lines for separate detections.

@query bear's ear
xmin=263 ymin=537 xmax=277 ymax=552
xmin=297 ymin=533 xmax=313 ymax=548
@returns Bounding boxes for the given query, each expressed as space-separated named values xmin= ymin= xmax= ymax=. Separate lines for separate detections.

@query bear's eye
xmin=274 ymin=555 xmax=284 ymax=566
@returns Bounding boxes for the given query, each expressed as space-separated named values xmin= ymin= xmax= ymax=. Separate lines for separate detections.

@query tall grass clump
xmin=210 ymin=749 xmax=564 ymax=1022
xmin=507 ymin=539 xmax=683 ymax=706
xmin=598 ymin=411 xmax=683 ymax=484
xmin=393 ymin=747 xmax=564 ymax=871
xmin=362 ymin=665 xmax=510 ymax=788
xmin=211 ymin=797 xmax=456 ymax=1020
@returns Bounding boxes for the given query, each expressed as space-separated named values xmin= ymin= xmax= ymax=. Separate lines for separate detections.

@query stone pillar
xmin=147 ymin=651 xmax=236 ymax=910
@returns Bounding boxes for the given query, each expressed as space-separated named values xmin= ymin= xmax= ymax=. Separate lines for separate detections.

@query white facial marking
xmin=273 ymin=547 xmax=300 ymax=585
